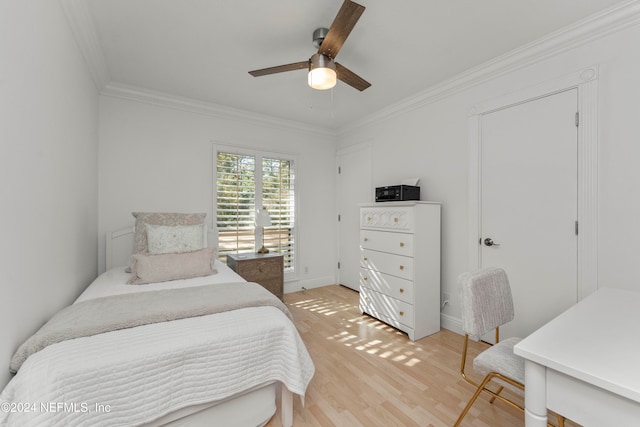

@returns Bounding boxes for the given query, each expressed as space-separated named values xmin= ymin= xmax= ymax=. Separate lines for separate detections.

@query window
xmin=215 ymin=148 xmax=296 ymax=274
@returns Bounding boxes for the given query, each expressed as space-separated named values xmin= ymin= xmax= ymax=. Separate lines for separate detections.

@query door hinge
xmin=575 ymin=220 xmax=579 ymax=235
xmin=337 ymin=261 xmax=341 ymax=269
xmin=575 ymin=111 xmax=579 ymax=127
xmin=338 ymin=214 xmax=341 ymax=222
xmin=338 ymin=166 xmax=341 ymax=174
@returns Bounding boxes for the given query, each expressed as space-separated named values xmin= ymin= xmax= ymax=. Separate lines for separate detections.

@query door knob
xmin=484 ymin=238 xmax=500 ymax=247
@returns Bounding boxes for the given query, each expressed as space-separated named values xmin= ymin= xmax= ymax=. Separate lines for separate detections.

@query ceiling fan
xmin=248 ymin=0 xmax=371 ymax=91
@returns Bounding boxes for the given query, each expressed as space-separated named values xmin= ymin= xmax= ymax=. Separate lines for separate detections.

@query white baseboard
xmin=284 ymin=276 xmax=334 ymax=294
xmin=441 ymin=313 xmax=463 ymax=335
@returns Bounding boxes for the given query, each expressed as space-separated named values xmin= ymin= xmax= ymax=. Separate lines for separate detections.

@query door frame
xmin=468 ymin=66 xmax=599 ymax=301
xmin=336 ymin=140 xmax=373 ymax=289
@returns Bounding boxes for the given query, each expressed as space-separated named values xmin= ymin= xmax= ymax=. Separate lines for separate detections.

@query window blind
xmin=215 ymin=150 xmax=296 ymax=273
xmin=262 ymin=157 xmax=295 ymax=270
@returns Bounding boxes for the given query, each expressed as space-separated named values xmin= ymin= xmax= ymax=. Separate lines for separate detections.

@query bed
xmin=0 ymin=213 xmax=314 ymax=427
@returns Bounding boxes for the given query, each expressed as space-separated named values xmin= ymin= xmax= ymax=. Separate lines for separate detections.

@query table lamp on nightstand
xmin=255 ymin=207 xmax=272 ymax=254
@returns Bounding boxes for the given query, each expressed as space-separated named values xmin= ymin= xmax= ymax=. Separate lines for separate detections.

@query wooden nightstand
xmin=226 ymin=253 xmax=284 ymax=300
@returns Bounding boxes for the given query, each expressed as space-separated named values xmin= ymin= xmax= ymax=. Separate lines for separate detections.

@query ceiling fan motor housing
xmin=312 ymin=28 xmax=329 ymax=49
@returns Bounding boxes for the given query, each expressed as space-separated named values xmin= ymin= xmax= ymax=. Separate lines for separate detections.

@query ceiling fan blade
xmin=318 ymin=0 xmax=365 ymax=59
xmin=248 ymin=61 xmax=308 ymax=77
xmin=336 ymin=62 xmax=371 ymax=91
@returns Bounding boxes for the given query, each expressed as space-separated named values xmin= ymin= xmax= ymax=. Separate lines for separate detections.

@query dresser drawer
xmin=360 ymin=287 xmax=414 ymax=328
xmin=361 ymin=230 xmax=413 ymax=257
xmin=360 ymin=268 xmax=414 ymax=304
xmin=360 ymin=249 xmax=413 ymax=280
xmin=361 ymin=206 xmax=414 ymax=232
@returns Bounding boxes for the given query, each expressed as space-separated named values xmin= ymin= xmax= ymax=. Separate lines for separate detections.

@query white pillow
xmin=132 ymin=212 xmax=206 ymax=254
xmin=145 ymin=223 xmax=205 ymax=254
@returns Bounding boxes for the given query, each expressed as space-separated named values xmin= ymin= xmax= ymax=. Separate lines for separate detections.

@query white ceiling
xmin=84 ymin=0 xmax=628 ymax=130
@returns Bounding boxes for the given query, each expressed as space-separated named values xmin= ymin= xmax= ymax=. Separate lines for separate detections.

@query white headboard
xmin=105 ymin=227 xmax=134 ymax=271
xmin=105 ymin=227 xmax=218 ymax=270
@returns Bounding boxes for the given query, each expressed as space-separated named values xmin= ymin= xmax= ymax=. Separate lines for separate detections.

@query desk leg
xmin=524 ymin=360 xmax=548 ymax=427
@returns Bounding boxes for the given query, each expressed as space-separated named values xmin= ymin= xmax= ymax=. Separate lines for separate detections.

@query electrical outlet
xmin=441 ymin=292 xmax=450 ymax=308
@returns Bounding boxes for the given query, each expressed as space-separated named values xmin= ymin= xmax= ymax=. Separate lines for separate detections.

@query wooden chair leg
xmin=557 ymin=414 xmax=565 ymax=427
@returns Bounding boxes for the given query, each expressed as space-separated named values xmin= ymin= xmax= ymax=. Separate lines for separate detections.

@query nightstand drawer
xmin=226 ymin=253 xmax=284 ymax=300
xmin=235 ymin=259 xmax=281 ymax=280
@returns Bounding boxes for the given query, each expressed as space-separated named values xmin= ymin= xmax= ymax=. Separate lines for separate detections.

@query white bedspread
xmin=0 ymin=265 xmax=315 ymax=426
xmin=75 ymin=261 xmax=243 ymax=302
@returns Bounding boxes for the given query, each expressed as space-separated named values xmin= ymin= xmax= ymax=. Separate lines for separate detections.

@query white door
xmin=480 ymin=89 xmax=578 ymax=339
xmin=337 ymin=143 xmax=372 ymax=291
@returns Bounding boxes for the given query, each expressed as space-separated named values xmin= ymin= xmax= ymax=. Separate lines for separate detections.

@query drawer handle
xmin=367 ymin=216 xmax=372 ymax=221
xmin=399 ymin=242 xmax=405 ymax=247
xmin=399 ymin=288 xmax=404 ymax=293
xmin=363 ymin=257 xmax=368 ymax=261
xmin=399 ymin=311 xmax=404 ymax=316
xmin=259 ymin=268 xmax=263 ymax=273
xmin=363 ymin=277 xmax=368 ymax=281
xmin=394 ymin=217 xmax=398 ymax=223
xmin=364 ymin=237 xmax=368 ymax=242
xmin=399 ymin=265 xmax=405 ymax=270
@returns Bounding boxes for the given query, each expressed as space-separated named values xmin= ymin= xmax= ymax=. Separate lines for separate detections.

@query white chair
xmin=454 ymin=267 xmax=564 ymax=427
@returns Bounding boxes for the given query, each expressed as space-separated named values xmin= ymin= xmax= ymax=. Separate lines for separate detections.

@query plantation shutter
xmin=215 ymin=149 xmax=296 ymax=275
xmin=216 ymin=152 xmax=256 ymax=255
xmin=262 ymin=157 xmax=295 ymax=271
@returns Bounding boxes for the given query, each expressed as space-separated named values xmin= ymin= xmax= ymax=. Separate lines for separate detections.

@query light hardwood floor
xmin=266 ymin=285 xmax=579 ymax=427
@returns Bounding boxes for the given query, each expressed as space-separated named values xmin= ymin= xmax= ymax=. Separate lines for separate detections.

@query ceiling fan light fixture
xmin=248 ymin=1 xmax=370 ymax=91
xmin=308 ymin=53 xmax=336 ymax=90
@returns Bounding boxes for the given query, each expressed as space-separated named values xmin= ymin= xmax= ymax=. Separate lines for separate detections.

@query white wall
xmin=3 ymin=3 xmax=637 ymax=394
xmin=98 ymin=96 xmax=337 ymax=292
xmin=0 ymin=1 xmax=99 ymax=388
xmin=337 ymin=20 xmax=640 ymax=329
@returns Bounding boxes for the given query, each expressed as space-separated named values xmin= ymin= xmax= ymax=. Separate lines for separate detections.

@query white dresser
xmin=359 ymin=201 xmax=441 ymax=341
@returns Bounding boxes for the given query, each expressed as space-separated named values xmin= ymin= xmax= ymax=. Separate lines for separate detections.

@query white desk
xmin=514 ymin=287 xmax=640 ymax=426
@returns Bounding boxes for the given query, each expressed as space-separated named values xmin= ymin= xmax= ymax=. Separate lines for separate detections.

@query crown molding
xmin=59 ymin=0 xmax=110 ymax=90
xmin=337 ymin=0 xmax=640 ymax=137
xmin=60 ymin=0 xmax=640 ymax=139
xmin=60 ymin=0 xmax=334 ymax=137
xmin=102 ymin=83 xmax=335 ymax=137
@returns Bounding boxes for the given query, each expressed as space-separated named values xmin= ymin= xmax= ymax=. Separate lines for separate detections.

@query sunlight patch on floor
xmin=289 ymin=291 xmax=425 ymax=367
xmin=289 ymin=296 xmax=353 ymax=317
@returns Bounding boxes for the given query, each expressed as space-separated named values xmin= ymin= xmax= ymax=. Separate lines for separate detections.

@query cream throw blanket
xmin=10 ymin=282 xmax=291 ymax=373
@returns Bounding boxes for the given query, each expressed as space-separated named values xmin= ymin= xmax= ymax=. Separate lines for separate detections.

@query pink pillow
xmin=128 ymin=247 xmax=215 ymax=285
